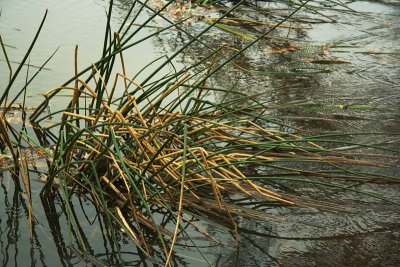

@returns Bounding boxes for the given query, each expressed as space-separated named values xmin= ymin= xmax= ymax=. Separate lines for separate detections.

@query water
xmin=0 ymin=0 xmax=171 ymax=107
xmin=1 ymin=0 xmax=400 ymax=266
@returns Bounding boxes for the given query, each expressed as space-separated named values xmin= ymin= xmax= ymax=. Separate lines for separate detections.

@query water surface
xmin=1 ymin=0 xmax=399 ymax=266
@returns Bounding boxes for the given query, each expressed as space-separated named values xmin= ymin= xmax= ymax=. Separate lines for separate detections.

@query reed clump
xmin=1 ymin=0 xmax=399 ymax=264
xmin=29 ymin=51 xmax=398 ymax=263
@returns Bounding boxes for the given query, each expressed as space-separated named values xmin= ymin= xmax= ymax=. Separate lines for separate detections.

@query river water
xmin=1 ymin=0 xmax=399 ymax=266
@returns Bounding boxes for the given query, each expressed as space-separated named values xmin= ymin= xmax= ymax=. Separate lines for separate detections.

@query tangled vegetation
xmin=1 ymin=0 xmax=399 ymax=265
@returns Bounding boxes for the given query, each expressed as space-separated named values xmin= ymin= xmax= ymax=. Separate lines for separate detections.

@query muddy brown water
xmin=1 ymin=0 xmax=400 ymax=266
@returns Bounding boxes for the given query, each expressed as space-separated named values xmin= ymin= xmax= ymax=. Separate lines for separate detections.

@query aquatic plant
xmin=1 ymin=0 xmax=399 ymax=265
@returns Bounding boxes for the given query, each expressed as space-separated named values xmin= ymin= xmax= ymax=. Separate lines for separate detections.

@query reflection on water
xmin=1 ymin=0 xmax=400 ymax=266
xmin=151 ymin=1 xmax=400 ymax=266
xmin=156 ymin=0 xmax=400 ymax=136
xmin=0 ymin=171 xmax=140 ymax=266
xmin=0 ymin=169 xmax=228 ymax=266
